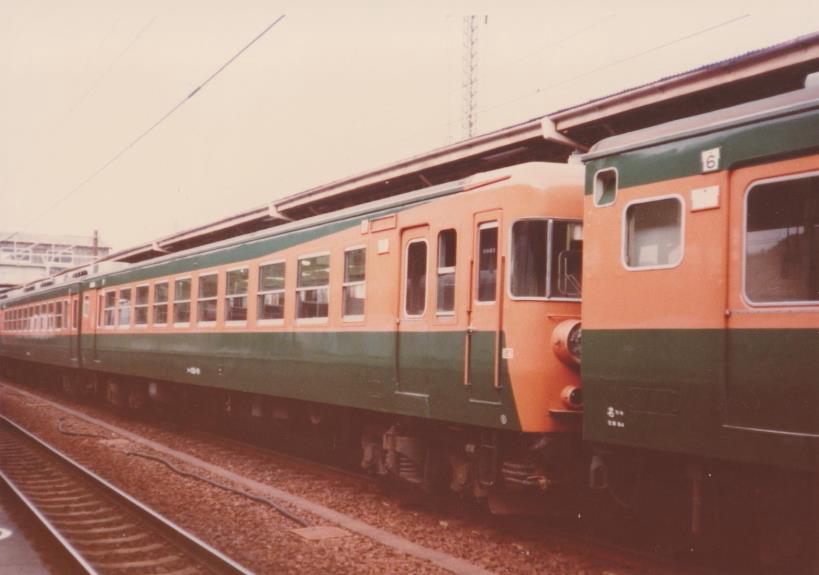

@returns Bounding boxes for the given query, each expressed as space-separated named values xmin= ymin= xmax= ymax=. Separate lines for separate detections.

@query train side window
xmin=297 ymin=254 xmax=329 ymax=320
xmin=477 ymin=222 xmax=498 ymax=302
xmin=225 ymin=268 xmax=249 ymax=323
xmin=55 ymin=301 xmax=63 ymax=330
xmin=745 ymin=173 xmax=819 ymax=304
xmin=103 ymin=291 xmax=116 ymax=327
xmin=197 ymin=274 xmax=218 ymax=324
xmin=405 ymin=240 xmax=427 ymax=316
xmin=258 ymin=261 xmax=285 ymax=322
xmin=153 ymin=282 xmax=169 ymax=325
xmin=83 ymin=295 xmax=89 ymax=318
xmin=436 ymin=230 xmax=456 ymax=315
xmin=134 ymin=285 xmax=149 ymax=326
xmin=343 ymin=247 xmax=366 ymax=320
xmin=118 ymin=288 xmax=132 ymax=327
xmin=72 ymin=300 xmax=78 ymax=329
xmin=48 ymin=303 xmax=54 ymax=330
xmin=594 ymin=168 xmax=618 ymax=206
xmin=624 ymin=196 xmax=683 ymax=269
xmin=173 ymin=278 xmax=191 ymax=325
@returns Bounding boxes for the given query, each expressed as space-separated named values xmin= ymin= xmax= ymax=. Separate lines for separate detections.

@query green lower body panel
xmin=583 ymin=329 xmax=819 ymax=472
xmin=22 ymin=330 xmax=522 ymax=430
xmin=0 ymin=336 xmax=77 ymax=368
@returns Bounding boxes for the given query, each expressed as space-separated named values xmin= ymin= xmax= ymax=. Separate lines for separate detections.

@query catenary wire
xmin=385 ymin=13 xmax=750 ymax=153
xmin=1 ymin=14 xmax=286 ymax=245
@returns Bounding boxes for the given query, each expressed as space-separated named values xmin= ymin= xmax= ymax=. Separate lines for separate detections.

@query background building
xmin=0 ymin=232 xmax=110 ymax=289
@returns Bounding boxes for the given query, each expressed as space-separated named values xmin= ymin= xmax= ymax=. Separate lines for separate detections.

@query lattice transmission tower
xmin=461 ymin=15 xmax=479 ymax=140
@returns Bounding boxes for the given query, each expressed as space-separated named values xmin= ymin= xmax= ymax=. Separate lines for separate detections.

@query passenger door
xmin=396 ymin=225 xmax=431 ymax=396
xmin=724 ymin=159 xmax=819 ymax=438
xmin=67 ymin=289 xmax=81 ymax=367
xmin=466 ymin=210 xmax=504 ymax=405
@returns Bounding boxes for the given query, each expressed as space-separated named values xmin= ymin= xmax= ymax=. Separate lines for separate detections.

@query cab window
xmin=510 ymin=219 xmax=582 ymax=299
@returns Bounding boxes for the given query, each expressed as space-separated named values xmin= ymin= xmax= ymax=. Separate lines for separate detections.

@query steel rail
xmin=0 ymin=415 xmax=254 ymax=575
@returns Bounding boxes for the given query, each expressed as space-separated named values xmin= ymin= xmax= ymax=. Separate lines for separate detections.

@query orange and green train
xmin=581 ymin=81 xmax=819 ymax=555
xmin=0 ymin=162 xmax=585 ymax=495
xmin=582 ymin=83 xmax=819 ymax=472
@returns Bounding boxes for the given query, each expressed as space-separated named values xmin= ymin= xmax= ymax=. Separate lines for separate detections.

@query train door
xmin=396 ymin=225 xmax=432 ymax=396
xmin=466 ymin=210 xmax=504 ymax=405
xmin=67 ymin=289 xmax=81 ymax=367
xmin=724 ymin=158 xmax=819 ymax=438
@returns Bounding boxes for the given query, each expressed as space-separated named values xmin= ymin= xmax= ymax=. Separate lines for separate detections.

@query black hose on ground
xmin=124 ymin=449 xmax=311 ymax=528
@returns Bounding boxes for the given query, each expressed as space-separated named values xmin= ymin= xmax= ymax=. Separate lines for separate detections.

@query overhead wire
xmin=68 ymin=14 xmax=160 ymax=114
xmin=2 ymin=14 xmax=286 ymax=244
xmin=473 ymin=13 xmax=752 ymax=119
xmin=383 ymin=12 xmax=751 ymax=154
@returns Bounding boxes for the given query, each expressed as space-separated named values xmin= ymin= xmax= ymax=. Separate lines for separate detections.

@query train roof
xmin=583 ymin=81 xmax=819 ymax=161
xmin=0 ymin=162 xmax=579 ymax=305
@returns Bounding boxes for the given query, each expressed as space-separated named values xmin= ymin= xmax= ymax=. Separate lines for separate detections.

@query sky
xmin=1 ymin=0 xmax=819 ymax=252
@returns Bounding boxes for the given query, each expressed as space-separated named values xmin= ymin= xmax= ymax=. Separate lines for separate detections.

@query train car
xmin=0 ymin=276 xmax=84 ymax=376
xmin=0 ymin=162 xmax=585 ymax=502
xmin=582 ymin=80 xmax=819 ymax=557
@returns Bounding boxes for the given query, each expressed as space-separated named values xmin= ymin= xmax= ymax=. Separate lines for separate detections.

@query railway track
xmin=0 ymin=415 xmax=252 ymax=575
xmin=2 ymin=381 xmax=705 ymax=574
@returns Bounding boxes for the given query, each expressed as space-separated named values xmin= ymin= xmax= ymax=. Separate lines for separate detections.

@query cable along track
xmin=0 ymin=416 xmax=252 ymax=575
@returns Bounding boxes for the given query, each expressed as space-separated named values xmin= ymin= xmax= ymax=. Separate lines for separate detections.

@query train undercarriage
xmin=2 ymin=357 xmax=815 ymax=571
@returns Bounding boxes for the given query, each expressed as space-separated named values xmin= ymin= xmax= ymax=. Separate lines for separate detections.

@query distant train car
xmin=0 ymin=162 xmax=585 ymax=498
xmin=582 ymin=82 xmax=819 ymax=552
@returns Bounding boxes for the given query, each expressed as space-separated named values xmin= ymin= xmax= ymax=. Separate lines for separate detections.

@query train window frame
xmin=152 ymin=281 xmax=169 ymax=326
xmin=117 ymin=287 xmax=132 ymax=328
xmin=296 ymin=252 xmax=330 ymax=324
xmin=742 ymin=170 xmax=819 ymax=307
xmin=342 ymin=246 xmax=366 ymax=322
xmin=196 ymin=273 xmax=219 ymax=326
xmin=173 ymin=277 xmax=192 ymax=327
xmin=593 ymin=168 xmax=619 ymax=207
xmin=103 ymin=290 xmax=117 ymax=327
xmin=508 ymin=218 xmax=583 ymax=302
xmin=476 ymin=222 xmax=499 ymax=304
xmin=622 ymin=194 xmax=685 ymax=271
xmin=225 ymin=267 xmax=249 ymax=325
xmin=257 ymin=260 xmax=285 ymax=325
xmin=134 ymin=284 xmax=149 ymax=327
xmin=436 ymin=229 xmax=457 ymax=316
xmin=404 ymin=239 xmax=428 ymax=318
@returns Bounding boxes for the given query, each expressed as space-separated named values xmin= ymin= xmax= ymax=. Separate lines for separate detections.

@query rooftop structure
xmin=0 ymin=231 xmax=110 ymax=289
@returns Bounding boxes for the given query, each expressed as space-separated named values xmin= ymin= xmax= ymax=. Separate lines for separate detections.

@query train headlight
xmin=561 ymin=385 xmax=583 ymax=409
xmin=551 ymin=319 xmax=581 ymax=367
